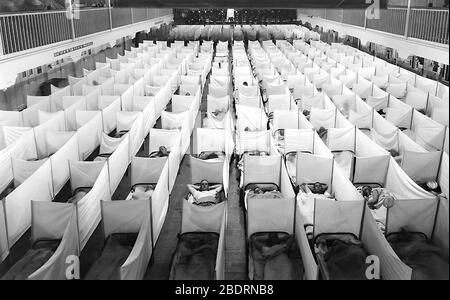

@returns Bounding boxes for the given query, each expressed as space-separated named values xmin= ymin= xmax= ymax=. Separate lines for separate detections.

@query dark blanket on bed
xmin=1 ymin=240 xmax=60 ymax=280
xmin=250 ymin=232 xmax=304 ymax=280
xmin=84 ymin=233 xmax=138 ymax=280
xmin=316 ymin=234 xmax=369 ymax=280
xmin=387 ymin=231 xmax=449 ymax=280
xmin=170 ymin=233 xmax=219 ymax=280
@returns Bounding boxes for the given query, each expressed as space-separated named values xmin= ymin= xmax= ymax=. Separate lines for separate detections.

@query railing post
xmin=0 ymin=20 xmax=4 ymax=57
xmin=107 ymin=0 xmax=113 ymax=30
xmin=67 ymin=1 xmax=76 ymax=40
xmin=130 ymin=7 xmax=134 ymax=24
xmin=404 ymin=0 xmax=411 ymax=38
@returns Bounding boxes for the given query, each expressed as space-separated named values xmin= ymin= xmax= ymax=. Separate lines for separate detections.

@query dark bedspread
xmin=84 ymin=233 xmax=138 ymax=280
xmin=169 ymin=232 xmax=219 ymax=280
xmin=315 ymin=234 xmax=369 ymax=280
xmin=249 ymin=232 xmax=304 ymax=280
xmin=1 ymin=240 xmax=60 ymax=280
xmin=387 ymin=232 xmax=449 ymax=280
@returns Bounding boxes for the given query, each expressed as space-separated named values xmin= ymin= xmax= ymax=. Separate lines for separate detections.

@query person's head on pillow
xmin=185 ymin=92 xmax=191 ymax=96
xmin=243 ymin=81 xmax=248 ymax=86
xmin=389 ymin=149 xmax=400 ymax=157
xmin=253 ymin=186 xmax=264 ymax=194
xmin=199 ymin=179 xmax=210 ymax=191
xmin=158 ymin=146 xmax=169 ymax=157
xmin=312 ymin=182 xmax=327 ymax=194
xmin=361 ymin=186 xmax=372 ymax=199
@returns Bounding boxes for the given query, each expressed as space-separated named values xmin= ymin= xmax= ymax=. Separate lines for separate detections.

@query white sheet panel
xmin=0 ymin=111 xmax=23 ymax=127
xmin=76 ymin=111 xmax=102 ymax=160
xmin=349 ymin=109 xmax=373 ymax=129
xmin=117 ymin=111 xmax=140 ymax=133
xmin=353 ymin=155 xmax=389 ymax=184
xmin=69 ymin=160 xmax=105 ymax=191
xmin=294 ymin=203 xmax=319 ymax=280
xmin=385 ymin=158 xmax=436 ymax=200
xmin=133 ymin=97 xmax=156 ymax=134
xmin=327 ymin=127 xmax=355 ymax=152
xmin=314 ymin=199 xmax=364 ymax=237
xmin=103 ymin=200 xmax=149 ymax=237
xmin=268 ymin=94 xmax=294 ymax=112
xmin=310 ymin=108 xmax=335 ymax=129
xmin=63 ymin=97 xmax=86 ymax=131
xmin=28 ymin=203 xmax=79 ymax=280
xmin=115 ymin=84 xmax=134 ymax=111
xmin=367 ymin=94 xmax=389 ymax=111
xmin=433 ymin=195 xmax=449 ymax=261
xmin=131 ymin=157 xmax=167 ymax=185
xmin=386 ymin=198 xmax=438 ymax=238
xmin=35 ymin=111 xmax=66 ymax=158
xmin=12 ymin=158 xmax=47 ymax=187
xmin=414 ymin=125 xmax=446 ymax=152
xmin=149 ymin=129 xmax=181 ymax=154
xmin=108 ymin=135 xmax=130 ymax=194
xmin=120 ymin=209 xmax=153 ymax=280
xmin=50 ymin=134 xmax=80 ymax=195
xmin=236 ymin=105 xmax=267 ymax=131
xmin=24 ymin=97 xmax=50 ymax=127
xmin=402 ymin=151 xmax=441 ymax=182
xmin=215 ymin=209 xmax=227 ymax=280
xmin=190 ymin=156 xmax=224 ymax=184
xmin=196 ymin=128 xmax=225 ymax=154
xmin=161 ymin=111 xmax=188 ymax=130
xmin=332 ymin=164 xmax=364 ymax=201
xmin=284 ymin=129 xmax=314 ymax=154
xmin=361 ymin=206 xmax=412 ymax=280
xmin=151 ymin=161 xmax=170 ymax=242
xmin=181 ymin=201 xmax=225 ymax=234
xmin=128 ymin=114 xmax=145 ymax=158
xmin=45 ymin=131 xmax=74 ymax=157
xmin=31 ymin=201 xmax=74 ymax=242
xmin=5 ymin=160 xmax=53 ymax=246
xmin=243 ymin=155 xmax=281 ymax=188
xmin=296 ymin=152 xmax=333 ymax=187
xmin=439 ymin=153 xmax=449 ymax=199
xmin=78 ymin=163 xmax=110 ymax=249
xmin=0 ymin=128 xmax=37 ymax=193
xmin=85 ymin=88 xmax=100 ymax=111
xmin=0 ymin=201 xmax=9 ymax=261
xmin=100 ymin=96 xmax=121 ymax=134
xmin=405 ymin=85 xmax=428 ymax=110
xmin=247 ymin=196 xmax=295 ymax=237
xmin=50 ymin=86 xmax=71 ymax=112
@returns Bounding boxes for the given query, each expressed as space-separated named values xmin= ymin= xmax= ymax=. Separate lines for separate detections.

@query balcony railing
xmin=301 ymin=7 xmax=449 ymax=45
xmin=0 ymin=8 xmax=173 ymax=56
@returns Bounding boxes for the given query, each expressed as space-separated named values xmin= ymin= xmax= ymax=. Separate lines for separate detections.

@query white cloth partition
xmin=401 ymin=150 xmax=441 ymax=182
xmin=49 ymin=133 xmax=79 ymax=194
xmin=0 ymin=201 xmax=9 ymax=261
xmin=243 ymin=155 xmax=281 ymax=188
xmin=181 ymin=200 xmax=225 ymax=234
xmin=101 ymin=200 xmax=152 ymax=280
xmin=108 ymin=134 xmax=130 ymax=195
xmin=314 ymin=199 xmax=364 ymax=237
xmin=99 ymin=96 xmax=121 ymax=134
xmin=284 ymin=129 xmax=315 ymax=154
xmin=310 ymin=108 xmax=336 ymax=129
xmin=28 ymin=201 xmax=79 ymax=280
xmin=76 ymin=111 xmax=102 ymax=160
xmin=236 ymin=105 xmax=268 ymax=132
xmin=69 ymin=160 xmax=105 ymax=191
xmin=12 ymin=158 xmax=47 ymax=187
xmin=78 ymin=163 xmax=110 ymax=249
xmin=237 ymin=131 xmax=272 ymax=155
xmin=296 ymin=152 xmax=333 ymax=187
xmin=5 ymin=159 xmax=53 ymax=246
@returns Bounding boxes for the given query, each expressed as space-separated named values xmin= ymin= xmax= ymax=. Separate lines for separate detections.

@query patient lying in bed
xmin=67 ymin=187 xmax=91 ymax=204
xmin=169 ymin=232 xmax=219 ymax=280
xmin=249 ymin=232 xmax=304 ymax=280
xmin=149 ymin=146 xmax=170 ymax=158
xmin=297 ymin=183 xmax=333 ymax=237
xmin=387 ymin=230 xmax=449 ymax=280
xmin=129 ymin=184 xmax=155 ymax=201
xmin=315 ymin=234 xmax=370 ymax=280
xmin=357 ymin=185 xmax=395 ymax=233
xmin=1 ymin=240 xmax=61 ymax=280
xmin=389 ymin=149 xmax=403 ymax=165
xmin=197 ymin=151 xmax=225 ymax=161
xmin=84 ymin=233 xmax=138 ymax=280
xmin=203 ymin=109 xmax=228 ymax=128
xmin=187 ymin=180 xmax=224 ymax=206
